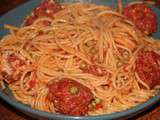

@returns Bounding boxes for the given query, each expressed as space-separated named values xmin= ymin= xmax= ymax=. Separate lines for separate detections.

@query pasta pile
xmin=0 ymin=3 xmax=160 ymax=115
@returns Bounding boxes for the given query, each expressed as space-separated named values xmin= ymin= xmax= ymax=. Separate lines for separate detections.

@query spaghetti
xmin=0 ymin=2 xmax=160 ymax=116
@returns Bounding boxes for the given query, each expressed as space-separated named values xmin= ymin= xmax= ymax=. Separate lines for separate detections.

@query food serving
xmin=0 ymin=0 xmax=160 ymax=116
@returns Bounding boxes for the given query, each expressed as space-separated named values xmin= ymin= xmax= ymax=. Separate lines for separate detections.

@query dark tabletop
xmin=0 ymin=0 xmax=160 ymax=120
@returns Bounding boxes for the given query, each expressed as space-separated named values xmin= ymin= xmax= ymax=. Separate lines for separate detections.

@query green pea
xmin=69 ymin=86 xmax=79 ymax=95
xmin=117 ymin=61 xmax=123 ymax=67
xmin=123 ymin=51 xmax=129 ymax=59
xmin=79 ymin=62 xmax=87 ymax=69
xmin=85 ymin=41 xmax=94 ymax=47
xmin=90 ymin=48 xmax=97 ymax=54
xmin=48 ymin=31 xmax=54 ymax=35
xmin=30 ymin=52 xmax=39 ymax=60
xmin=95 ymin=98 xmax=102 ymax=104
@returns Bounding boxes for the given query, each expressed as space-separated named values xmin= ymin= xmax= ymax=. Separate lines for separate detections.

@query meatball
xmin=123 ymin=3 xmax=157 ymax=34
xmin=136 ymin=51 xmax=160 ymax=88
xmin=26 ymin=0 xmax=62 ymax=25
xmin=48 ymin=78 xmax=93 ymax=116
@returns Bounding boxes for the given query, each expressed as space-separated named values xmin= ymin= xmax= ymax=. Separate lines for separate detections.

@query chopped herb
xmin=117 ymin=0 xmax=123 ymax=14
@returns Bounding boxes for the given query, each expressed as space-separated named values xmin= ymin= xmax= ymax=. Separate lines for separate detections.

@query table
xmin=0 ymin=0 xmax=160 ymax=120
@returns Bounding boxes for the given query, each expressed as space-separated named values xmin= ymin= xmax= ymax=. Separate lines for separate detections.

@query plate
xmin=0 ymin=0 xmax=160 ymax=120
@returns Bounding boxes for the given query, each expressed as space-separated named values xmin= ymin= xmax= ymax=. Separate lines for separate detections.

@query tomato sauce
xmin=28 ymin=79 xmax=36 ymax=89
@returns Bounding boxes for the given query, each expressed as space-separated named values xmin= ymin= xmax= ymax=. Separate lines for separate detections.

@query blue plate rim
xmin=0 ymin=88 xmax=160 ymax=120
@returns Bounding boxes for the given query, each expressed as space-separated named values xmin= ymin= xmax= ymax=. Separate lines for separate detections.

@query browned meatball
xmin=48 ymin=78 xmax=93 ymax=116
xmin=123 ymin=3 xmax=157 ymax=34
xmin=136 ymin=51 xmax=160 ymax=88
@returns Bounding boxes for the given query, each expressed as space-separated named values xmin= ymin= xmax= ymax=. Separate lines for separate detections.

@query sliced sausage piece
xmin=48 ymin=78 xmax=93 ymax=116
xmin=136 ymin=51 xmax=160 ymax=88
